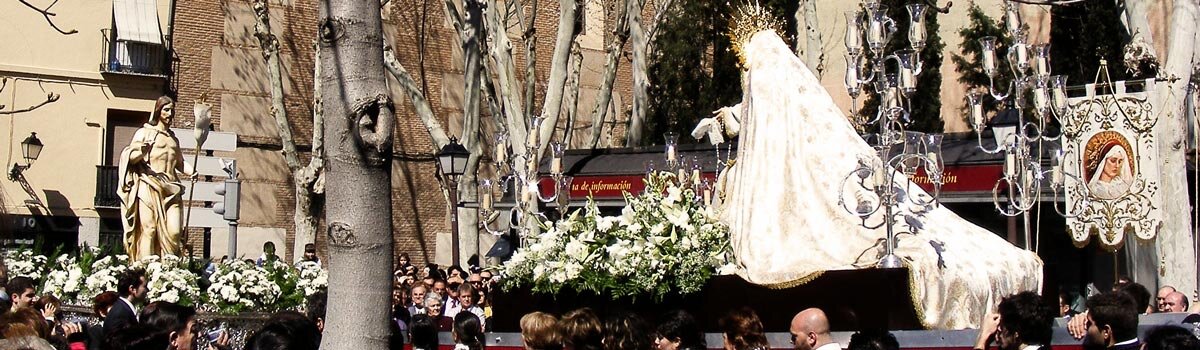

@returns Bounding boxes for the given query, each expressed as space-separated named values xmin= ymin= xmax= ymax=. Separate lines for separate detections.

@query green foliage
xmin=857 ymin=0 xmax=945 ymax=133
xmin=644 ymin=0 xmax=795 ymax=145
xmin=949 ymin=4 xmax=1013 ymax=120
xmin=1048 ymin=1 xmax=1146 ymax=84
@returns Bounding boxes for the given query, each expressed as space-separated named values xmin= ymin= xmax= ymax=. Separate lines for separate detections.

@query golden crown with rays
xmin=727 ymin=1 xmax=784 ymax=68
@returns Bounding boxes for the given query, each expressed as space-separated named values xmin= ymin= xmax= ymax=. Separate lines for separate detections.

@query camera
xmin=205 ymin=328 xmax=224 ymax=343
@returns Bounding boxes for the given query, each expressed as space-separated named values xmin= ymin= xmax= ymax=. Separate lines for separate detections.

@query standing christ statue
xmin=118 ymin=96 xmax=194 ymax=260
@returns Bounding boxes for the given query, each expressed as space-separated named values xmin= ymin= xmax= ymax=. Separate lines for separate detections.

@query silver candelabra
xmin=965 ymin=0 xmax=1088 ymax=250
xmin=839 ymin=0 xmax=944 ymax=268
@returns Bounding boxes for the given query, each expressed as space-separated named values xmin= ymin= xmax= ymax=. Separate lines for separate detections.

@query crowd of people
xmin=1 ymin=249 xmax=1199 ymax=350
xmin=389 ymin=253 xmax=497 ymax=339
xmin=0 ymin=267 xmax=329 ymax=350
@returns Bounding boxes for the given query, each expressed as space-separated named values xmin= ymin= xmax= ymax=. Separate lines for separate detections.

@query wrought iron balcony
xmin=95 ymin=165 xmax=121 ymax=209
xmin=100 ymin=29 xmax=167 ymax=77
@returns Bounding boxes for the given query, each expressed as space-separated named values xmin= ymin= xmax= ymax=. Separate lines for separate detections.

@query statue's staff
xmin=183 ymin=92 xmax=212 ymax=241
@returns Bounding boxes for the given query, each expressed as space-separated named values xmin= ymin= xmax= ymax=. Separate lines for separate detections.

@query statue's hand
xmin=712 ymin=105 xmax=742 ymax=137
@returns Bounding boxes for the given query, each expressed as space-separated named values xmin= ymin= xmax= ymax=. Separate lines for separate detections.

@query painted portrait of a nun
xmin=1084 ymin=131 xmax=1136 ymax=200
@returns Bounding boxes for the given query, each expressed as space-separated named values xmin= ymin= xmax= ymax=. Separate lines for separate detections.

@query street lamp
xmin=9 ymin=132 xmax=43 ymax=181
xmin=437 ymin=137 xmax=470 ymax=265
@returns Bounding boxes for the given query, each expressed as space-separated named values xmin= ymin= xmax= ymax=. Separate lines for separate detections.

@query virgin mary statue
xmin=702 ymin=8 xmax=1042 ymax=329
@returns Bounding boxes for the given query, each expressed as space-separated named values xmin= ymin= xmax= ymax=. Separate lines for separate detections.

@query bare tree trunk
xmin=486 ymin=0 xmax=529 ymax=148
xmin=1154 ymin=0 xmax=1199 ymax=299
xmin=317 ymin=0 xmax=394 ymax=348
xmin=799 ymin=0 xmax=823 ymax=79
xmin=534 ymin=0 xmax=581 ymax=152
xmin=293 ymin=46 xmax=326 ymax=262
xmin=590 ymin=0 xmax=632 ymax=149
xmin=562 ymin=44 xmax=583 ymax=146
xmin=517 ymin=0 xmax=538 ymax=121
xmin=253 ymin=0 xmax=324 ymax=262
xmin=625 ymin=0 xmax=648 ymax=146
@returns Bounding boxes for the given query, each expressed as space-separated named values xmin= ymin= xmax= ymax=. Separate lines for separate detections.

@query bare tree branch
xmin=16 ymin=0 xmax=77 ymax=35
xmin=562 ymin=43 xmax=582 ymax=145
xmin=0 ymin=92 xmax=59 ymax=115
xmin=534 ymin=0 xmax=581 ymax=153
xmin=384 ymin=44 xmax=451 ymax=149
xmin=486 ymin=0 xmax=529 ymax=147
xmin=589 ymin=0 xmax=632 ymax=149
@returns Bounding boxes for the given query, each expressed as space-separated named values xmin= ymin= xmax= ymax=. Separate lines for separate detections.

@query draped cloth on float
xmin=718 ymin=31 xmax=1043 ymax=329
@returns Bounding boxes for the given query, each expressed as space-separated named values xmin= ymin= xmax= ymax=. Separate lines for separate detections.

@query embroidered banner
xmin=1063 ymin=79 xmax=1163 ymax=251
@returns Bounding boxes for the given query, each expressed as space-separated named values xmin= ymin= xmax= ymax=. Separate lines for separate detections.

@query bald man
xmin=790 ymin=308 xmax=838 ymax=350
xmin=1155 ymin=286 xmax=1176 ymax=312
xmin=1162 ymin=292 xmax=1188 ymax=313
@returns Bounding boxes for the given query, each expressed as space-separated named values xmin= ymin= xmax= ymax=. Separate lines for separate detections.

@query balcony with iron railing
xmin=95 ymin=165 xmax=121 ymax=209
xmin=100 ymin=29 xmax=167 ymax=78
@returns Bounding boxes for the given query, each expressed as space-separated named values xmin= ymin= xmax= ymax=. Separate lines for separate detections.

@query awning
xmin=112 ymin=0 xmax=162 ymax=44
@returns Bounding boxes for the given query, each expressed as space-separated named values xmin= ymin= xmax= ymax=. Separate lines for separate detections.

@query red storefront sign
xmin=911 ymin=164 xmax=1004 ymax=193
xmin=540 ymin=164 xmax=1003 ymax=201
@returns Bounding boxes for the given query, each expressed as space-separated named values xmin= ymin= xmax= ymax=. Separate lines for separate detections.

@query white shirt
xmin=1114 ymin=338 xmax=1139 ymax=347
xmin=815 ymin=343 xmax=841 ymax=350
xmin=119 ymin=297 xmax=138 ymax=321
xmin=1022 ymin=344 xmax=1042 ymax=350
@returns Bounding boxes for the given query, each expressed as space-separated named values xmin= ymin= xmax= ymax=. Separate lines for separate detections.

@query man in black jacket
xmin=103 ymin=269 xmax=147 ymax=337
xmin=1081 ymin=291 xmax=1140 ymax=350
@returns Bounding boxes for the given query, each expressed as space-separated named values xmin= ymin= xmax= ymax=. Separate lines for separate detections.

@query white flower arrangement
xmin=295 ymin=261 xmax=328 ymax=297
xmin=35 ymin=251 xmax=319 ymax=313
xmin=501 ymin=171 xmax=733 ymax=299
xmin=131 ymin=255 xmax=201 ymax=307
xmin=206 ymin=260 xmax=283 ymax=314
xmin=4 ymin=249 xmax=49 ymax=282
xmin=83 ymin=254 xmax=131 ymax=300
xmin=41 ymin=254 xmax=85 ymax=303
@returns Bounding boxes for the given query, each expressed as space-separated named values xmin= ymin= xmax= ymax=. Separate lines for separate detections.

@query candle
xmin=868 ymin=20 xmax=883 ymax=46
xmin=1053 ymin=88 xmax=1067 ymax=110
xmin=551 ymin=157 xmax=563 ymax=174
xmin=481 ymin=190 xmax=493 ymax=211
xmin=1036 ymin=56 xmax=1049 ymax=76
xmin=495 ymin=146 xmax=508 ymax=166
xmin=845 ymin=63 xmax=859 ymax=91
xmin=909 ymin=27 xmax=925 ymax=46
xmin=692 ymin=168 xmax=701 ymax=185
xmin=703 ymin=188 xmax=713 ymax=206
xmin=522 ymin=184 xmax=535 ymax=204
xmin=971 ymin=102 xmax=984 ymax=126
xmin=900 ymin=68 xmax=915 ymax=90
xmin=1005 ymin=4 xmax=1021 ymax=34
xmin=667 ymin=146 xmax=677 ymax=163
xmin=1052 ymin=165 xmax=1063 ymax=185
xmin=982 ymin=51 xmax=996 ymax=74
xmin=1033 ymin=86 xmax=1048 ymax=111
xmin=1004 ymin=153 xmax=1017 ymax=177
xmin=1014 ymin=44 xmax=1028 ymax=67
xmin=926 ymin=152 xmax=939 ymax=171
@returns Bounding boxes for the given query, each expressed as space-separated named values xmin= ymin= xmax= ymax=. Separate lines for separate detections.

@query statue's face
xmin=1102 ymin=154 xmax=1124 ymax=180
xmin=159 ymin=103 xmax=175 ymax=125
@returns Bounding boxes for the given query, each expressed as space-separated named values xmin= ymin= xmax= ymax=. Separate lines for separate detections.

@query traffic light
xmin=212 ymin=178 xmax=240 ymax=221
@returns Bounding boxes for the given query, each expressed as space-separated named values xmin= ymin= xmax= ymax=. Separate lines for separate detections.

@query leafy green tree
xmin=949 ymin=4 xmax=1013 ymax=123
xmin=1049 ymin=1 xmax=1141 ymax=85
xmin=644 ymin=0 xmax=795 ymax=145
xmin=857 ymin=0 xmax=945 ymax=133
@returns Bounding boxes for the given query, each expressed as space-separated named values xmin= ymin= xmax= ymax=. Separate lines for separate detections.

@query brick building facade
xmin=168 ymin=0 xmax=635 ymax=266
